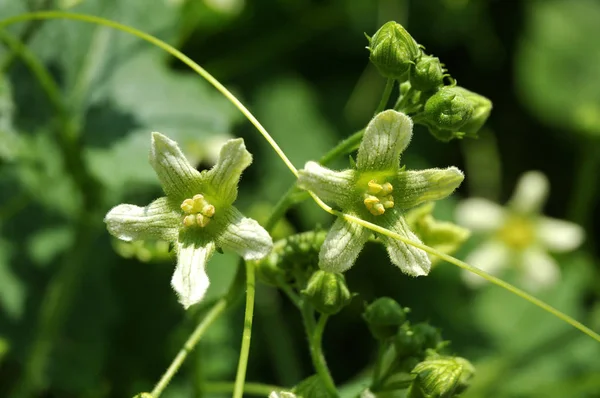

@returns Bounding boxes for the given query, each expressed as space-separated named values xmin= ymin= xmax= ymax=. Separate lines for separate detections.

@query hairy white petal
xmin=537 ymin=217 xmax=584 ymax=252
xmin=319 ymin=218 xmax=370 ymax=273
xmin=298 ymin=161 xmax=356 ymax=209
xmin=150 ymin=132 xmax=202 ymax=200
xmin=205 ymin=138 xmax=252 ymax=206
xmin=216 ymin=208 xmax=273 ymax=260
xmin=455 ymin=198 xmax=505 ymax=232
xmin=357 ymin=110 xmax=413 ymax=172
xmin=172 ymin=239 xmax=215 ymax=309
xmin=104 ymin=197 xmax=180 ymax=242
xmin=395 ymin=167 xmax=464 ymax=210
xmin=379 ymin=214 xmax=431 ymax=276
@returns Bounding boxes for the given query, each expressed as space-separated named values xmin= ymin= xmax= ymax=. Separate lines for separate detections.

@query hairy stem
xmin=374 ymin=78 xmax=394 ymax=114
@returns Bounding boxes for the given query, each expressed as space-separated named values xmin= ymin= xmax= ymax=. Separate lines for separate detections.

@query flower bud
xmin=302 ymin=270 xmax=352 ymax=315
xmin=423 ymin=86 xmax=474 ymax=132
xmin=409 ymin=356 xmax=475 ymax=398
xmin=394 ymin=324 xmax=424 ymax=359
xmin=362 ymin=297 xmax=408 ymax=340
xmin=367 ymin=21 xmax=421 ymax=79
xmin=409 ymin=54 xmax=444 ymax=91
xmin=451 ymin=87 xmax=492 ymax=138
xmin=412 ymin=323 xmax=443 ymax=352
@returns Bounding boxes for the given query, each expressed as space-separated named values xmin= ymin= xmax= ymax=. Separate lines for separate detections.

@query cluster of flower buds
xmin=362 ymin=297 xmax=474 ymax=396
xmin=367 ymin=21 xmax=492 ymax=141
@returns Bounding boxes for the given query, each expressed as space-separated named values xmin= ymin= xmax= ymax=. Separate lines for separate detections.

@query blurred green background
xmin=1 ymin=0 xmax=599 ymax=397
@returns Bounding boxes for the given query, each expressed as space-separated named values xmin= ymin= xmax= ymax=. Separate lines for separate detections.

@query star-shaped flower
xmin=104 ymin=133 xmax=273 ymax=308
xmin=297 ymin=110 xmax=464 ymax=276
xmin=455 ymin=171 xmax=584 ymax=291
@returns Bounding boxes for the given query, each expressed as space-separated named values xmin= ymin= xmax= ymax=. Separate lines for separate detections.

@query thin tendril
xmin=233 ymin=260 xmax=256 ymax=398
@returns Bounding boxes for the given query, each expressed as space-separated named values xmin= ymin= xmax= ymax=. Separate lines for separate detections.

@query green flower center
xmin=180 ymin=194 xmax=215 ymax=228
xmin=363 ymin=179 xmax=395 ymax=216
xmin=497 ymin=215 xmax=535 ymax=250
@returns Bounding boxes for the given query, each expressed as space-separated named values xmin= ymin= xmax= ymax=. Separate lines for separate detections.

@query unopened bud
xmin=302 ymin=270 xmax=352 ymax=315
xmin=452 ymin=86 xmax=492 ymax=138
xmin=410 ymin=54 xmax=444 ymax=91
xmin=362 ymin=297 xmax=408 ymax=339
xmin=423 ymin=86 xmax=474 ymax=132
xmin=367 ymin=21 xmax=421 ymax=79
xmin=409 ymin=356 xmax=475 ymax=398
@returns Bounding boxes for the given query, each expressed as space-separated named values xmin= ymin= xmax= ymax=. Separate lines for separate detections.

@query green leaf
xmin=0 ymin=238 xmax=26 ymax=319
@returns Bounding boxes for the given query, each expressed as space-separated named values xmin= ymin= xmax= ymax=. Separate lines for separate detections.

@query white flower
xmin=456 ymin=171 xmax=584 ymax=291
xmin=104 ymin=133 xmax=273 ymax=309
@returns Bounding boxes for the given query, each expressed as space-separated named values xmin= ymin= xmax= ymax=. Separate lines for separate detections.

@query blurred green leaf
xmin=0 ymin=238 xmax=26 ymax=319
xmin=27 ymin=225 xmax=74 ymax=267
xmin=0 ymin=74 xmax=20 ymax=162
xmin=516 ymin=0 xmax=600 ymax=137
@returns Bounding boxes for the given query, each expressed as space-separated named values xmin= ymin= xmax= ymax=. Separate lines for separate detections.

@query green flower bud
xmin=368 ymin=21 xmax=421 ymax=79
xmin=412 ymin=323 xmax=444 ymax=352
xmin=302 ymin=270 xmax=352 ymax=315
xmin=423 ymin=86 xmax=474 ymax=132
xmin=394 ymin=324 xmax=424 ymax=359
xmin=451 ymin=87 xmax=492 ymax=138
xmin=409 ymin=356 xmax=475 ymax=398
xmin=410 ymin=55 xmax=445 ymax=91
xmin=362 ymin=297 xmax=408 ymax=340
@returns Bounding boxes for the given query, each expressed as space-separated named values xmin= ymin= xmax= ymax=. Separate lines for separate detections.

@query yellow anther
xmin=181 ymin=198 xmax=195 ymax=213
xmin=367 ymin=180 xmax=383 ymax=195
xmin=380 ymin=182 xmax=393 ymax=195
xmin=183 ymin=214 xmax=196 ymax=227
xmin=181 ymin=194 xmax=215 ymax=227
xmin=363 ymin=180 xmax=395 ymax=215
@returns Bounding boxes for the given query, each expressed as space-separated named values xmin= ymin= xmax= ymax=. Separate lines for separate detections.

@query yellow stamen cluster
xmin=497 ymin=215 xmax=535 ymax=250
xmin=180 ymin=194 xmax=215 ymax=228
xmin=363 ymin=179 xmax=395 ymax=216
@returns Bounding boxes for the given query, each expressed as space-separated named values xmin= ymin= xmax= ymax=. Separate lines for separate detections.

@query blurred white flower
xmin=455 ymin=171 xmax=584 ymax=291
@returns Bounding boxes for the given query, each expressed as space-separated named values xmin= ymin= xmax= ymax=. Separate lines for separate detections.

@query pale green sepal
xmin=380 ymin=214 xmax=430 ymax=276
xmin=172 ymin=234 xmax=215 ymax=309
xmin=215 ymin=207 xmax=273 ymax=260
xmin=104 ymin=197 xmax=180 ymax=242
xmin=297 ymin=161 xmax=356 ymax=209
xmin=319 ymin=218 xmax=370 ymax=273
xmin=395 ymin=167 xmax=464 ymax=210
xmin=508 ymin=170 xmax=548 ymax=214
xmin=150 ymin=132 xmax=202 ymax=200
xmin=206 ymin=138 xmax=252 ymax=206
xmin=356 ymin=110 xmax=413 ymax=172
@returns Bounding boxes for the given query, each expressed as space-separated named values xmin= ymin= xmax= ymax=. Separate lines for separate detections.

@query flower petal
xmin=297 ymin=161 xmax=356 ymax=209
xmin=205 ymin=138 xmax=252 ymax=206
xmin=379 ymin=214 xmax=431 ymax=276
xmin=104 ymin=197 xmax=180 ymax=242
xmin=537 ymin=217 xmax=584 ymax=252
xmin=455 ymin=198 xmax=505 ymax=232
xmin=150 ymin=132 xmax=202 ymax=200
xmin=462 ymin=240 xmax=509 ymax=287
xmin=319 ymin=218 xmax=370 ymax=273
xmin=395 ymin=167 xmax=464 ymax=210
xmin=508 ymin=171 xmax=548 ymax=214
xmin=216 ymin=208 xmax=273 ymax=260
xmin=521 ymin=248 xmax=560 ymax=291
xmin=172 ymin=234 xmax=215 ymax=309
xmin=356 ymin=110 xmax=413 ymax=172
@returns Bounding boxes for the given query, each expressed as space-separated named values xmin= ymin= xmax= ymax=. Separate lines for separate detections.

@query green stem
xmin=371 ymin=343 xmax=387 ymax=386
xmin=233 ymin=260 xmax=257 ymax=398
xmin=301 ymin=303 xmax=338 ymax=397
xmin=202 ymin=381 xmax=283 ymax=396
xmin=374 ymin=78 xmax=394 ymax=114
xmin=151 ymin=264 xmax=245 ymax=397
xmin=265 ymin=185 xmax=301 ymax=232
xmin=319 ymin=129 xmax=364 ymax=166
xmin=151 ymin=300 xmax=228 ymax=398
